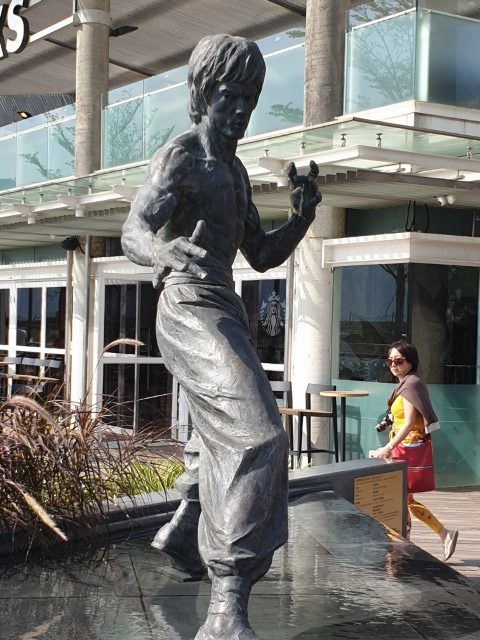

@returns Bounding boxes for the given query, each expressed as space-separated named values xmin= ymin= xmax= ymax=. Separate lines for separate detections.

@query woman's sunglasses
xmin=386 ymin=357 xmax=406 ymax=367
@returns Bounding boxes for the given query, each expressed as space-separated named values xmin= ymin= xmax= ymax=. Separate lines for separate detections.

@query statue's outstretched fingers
xmin=287 ymin=161 xmax=297 ymax=182
xmin=189 ymin=219 xmax=207 ymax=245
xmin=309 ymin=160 xmax=319 ymax=179
xmin=177 ymin=236 xmax=207 ymax=260
xmin=290 ymin=186 xmax=303 ymax=212
xmin=153 ymin=266 xmax=170 ymax=289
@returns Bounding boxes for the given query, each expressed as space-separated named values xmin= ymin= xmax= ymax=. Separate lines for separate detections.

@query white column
xmin=72 ymin=1 xmax=110 ymax=403
xmin=289 ymin=0 xmax=348 ymax=464
xmin=290 ymin=207 xmax=345 ymax=461
xmin=74 ymin=0 xmax=110 ymax=176
xmin=70 ymin=247 xmax=89 ymax=404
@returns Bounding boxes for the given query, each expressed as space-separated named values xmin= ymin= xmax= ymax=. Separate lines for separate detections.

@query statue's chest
xmin=191 ymin=160 xmax=248 ymax=216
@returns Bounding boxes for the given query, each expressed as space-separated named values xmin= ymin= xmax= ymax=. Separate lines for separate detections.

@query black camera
xmin=375 ymin=412 xmax=393 ymax=433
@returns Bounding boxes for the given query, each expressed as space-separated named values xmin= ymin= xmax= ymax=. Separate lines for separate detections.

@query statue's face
xmin=206 ymin=80 xmax=258 ymax=140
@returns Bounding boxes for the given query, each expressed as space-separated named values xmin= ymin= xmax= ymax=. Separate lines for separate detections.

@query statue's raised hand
xmin=287 ymin=160 xmax=321 ymax=223
xmin=153 ymin=220 xmax=208 ymax=288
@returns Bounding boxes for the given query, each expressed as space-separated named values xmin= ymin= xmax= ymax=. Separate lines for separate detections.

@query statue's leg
xmin=151 ymin=430 xmax=206 ymax=578
xmin=156 ymin=283 xmax=289 ymax=638
xmin=194 ymin=576 xmax=261 ymax=640
xmin=190 ymin=406 xmax=288 ymax=640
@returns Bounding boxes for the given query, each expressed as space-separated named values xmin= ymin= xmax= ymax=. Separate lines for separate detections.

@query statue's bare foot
xmin=194 ymin=577 xmax=258 ymax=640
xmin=151 ymin=500 xmax=206 ymax=579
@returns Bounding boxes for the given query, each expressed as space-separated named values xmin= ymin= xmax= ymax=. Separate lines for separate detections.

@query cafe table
xmin=319 ymin=390 xmax=369 ymax=462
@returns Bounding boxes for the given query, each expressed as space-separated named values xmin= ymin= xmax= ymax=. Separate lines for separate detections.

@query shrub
xmin=0 ymin=393 xmax=183 ymax=552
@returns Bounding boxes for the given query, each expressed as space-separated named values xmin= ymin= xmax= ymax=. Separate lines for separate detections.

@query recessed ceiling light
xmin=17 ymin=111 xmax=32 ymax=119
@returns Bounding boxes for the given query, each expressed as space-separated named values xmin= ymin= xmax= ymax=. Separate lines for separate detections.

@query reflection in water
xmin=0 ymin=495 xmax=478 ymax=639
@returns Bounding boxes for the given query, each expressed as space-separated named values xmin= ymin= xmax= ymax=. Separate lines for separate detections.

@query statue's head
xmin=188 ymin=34 xmax=266 ymax=125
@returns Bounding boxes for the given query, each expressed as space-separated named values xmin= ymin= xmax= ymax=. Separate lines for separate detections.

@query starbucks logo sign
xmin=259 ymin=291 xmax=285 ymax=337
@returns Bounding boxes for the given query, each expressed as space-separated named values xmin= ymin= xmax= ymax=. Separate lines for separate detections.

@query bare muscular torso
xmin=153 ymin=130 xmax=250 ymax=269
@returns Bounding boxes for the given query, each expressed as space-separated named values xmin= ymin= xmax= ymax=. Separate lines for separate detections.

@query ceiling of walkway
xmin=1 ymin=0 xmax=306 ymax=96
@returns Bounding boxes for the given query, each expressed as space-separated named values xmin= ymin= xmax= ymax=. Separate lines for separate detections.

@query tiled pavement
xmin=410 ymin=489 xmax=480 ymax=592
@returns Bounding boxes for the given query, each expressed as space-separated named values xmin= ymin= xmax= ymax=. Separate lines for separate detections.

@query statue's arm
xmin=121 ymin=147 xmax=180 ymax=267
xmin=121 ymin=143 xmax=207 ymax=285
xmin=121 ymin=187 xmax=176 ymax=268
xmin=240 ymin=161 xmax=321 ymax=272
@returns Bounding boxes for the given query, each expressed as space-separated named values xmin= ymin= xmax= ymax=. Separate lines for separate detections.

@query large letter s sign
xmin=0 ymin=0 xmax=29 ymax=61
xmin=0 ymin=5 xmax=8 ymax=60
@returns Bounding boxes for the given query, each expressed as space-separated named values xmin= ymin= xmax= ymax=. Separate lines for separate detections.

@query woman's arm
xmin=373 ymin=397 xmax=418 ymax=459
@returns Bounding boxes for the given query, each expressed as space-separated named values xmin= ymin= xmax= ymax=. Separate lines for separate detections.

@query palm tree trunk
xmin=304 ymin=0 xmax=349 ymax=125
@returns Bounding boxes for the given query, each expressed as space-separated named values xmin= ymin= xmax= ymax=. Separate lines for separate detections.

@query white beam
xmin=323 ymin=232 xmax=480 ymax=268
xmin=29 ymin=16 xmax=75 ymax=43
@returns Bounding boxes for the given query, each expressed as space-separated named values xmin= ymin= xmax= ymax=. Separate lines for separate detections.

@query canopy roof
xmin=0 ymin=0 xmax=306 ymax=96
xmin=1 ymin=118 xmax=480 ymax=250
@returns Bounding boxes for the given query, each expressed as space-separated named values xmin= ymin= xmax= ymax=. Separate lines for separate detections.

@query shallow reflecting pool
xmin=0 ymin=492 xmax=478 ymax=639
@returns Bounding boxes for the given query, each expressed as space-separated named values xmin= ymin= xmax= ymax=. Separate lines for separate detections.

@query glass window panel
xmin=417 ymin=11 xmax=480 ymax=109
xmin=256 ymin=27 xmax=305 ymax=54
xmin=336 ymin=265 xmax=408 ymax=381
xmin=0 ymin=123 xmax=16 ymax=137
xmin=45 ymin=287 xmax=66 ymax=348
xmin=247 ymin=46 xmax=304 ymax=137
xmin=137 ymin=363 xmax=172 ymax=433
xmin=104 ymin=284 xmax=137 ymax=353
xmin=34 ymin=245 xmax=66 ymax=262
xmin=105 ymin=81 xmax=144 ymax=106
xmin=138 ymin=283 xmax=160 ymax=357
xmin=0 ymin=290 xmax=9 ymax=345
xmin=144 ymin=84 xmax=190 ymax=159
xmin=17 ymin=288 xmax=41 ymax=347
xmin=16 ymin=113 xmax=47 ymax=132
xmin=344 ymin=11 xmax=416 ymax=113
xmin=17 ymin=127 xmax=49 ymax=186
xmin=102 ymin=98 xmax=144 ymax=168
xmin=102 ymin=363 xmax=135 ymax=428
xmin=47 ymin=104 xmax=75 ymax=120
xmin=12 ymin=351 xmax=40 ymax=395
xmin=347 ymin=0 xmax=416 ymax=29
xmin=0 ymin=135 xmax=16 ymax=189
xmin=105 ymin=238 xmax=124 ymax=257
xmin=144 ymin=65 xmax=188 ymax=93
xmin=411 ymin=264 xmax=479 ymax=384
xmin=241 ymin=279 xmax=286 ymax=364
xmin=48 ymin=120 xmax=75 ymax=179
xmin=346 ymin=205 xmax=479 ymax=238
xmin=419 ymin=0 xmax=480 ymax=19
xmin=1 ymin=248 xmax=34 ymax=265
xmin=45 ymin=355 xmax=65 ymax=400
xmin=0 ymin=348 xmax=7 ymax=398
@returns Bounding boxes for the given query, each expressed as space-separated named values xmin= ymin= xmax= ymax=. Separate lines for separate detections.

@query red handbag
xmin=390 ymin=436 xmax=436 ymax=493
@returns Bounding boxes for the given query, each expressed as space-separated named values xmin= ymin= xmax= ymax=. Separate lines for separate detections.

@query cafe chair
xmin=12 ymin=357 xmax=61 ymax=398
xmin=269 ymin=380 xmax=295 ymax=466
xmin=277 ymin=383 xmax=339 ymax=467
xmin=0 ymin=357 xmax=22 ymax=399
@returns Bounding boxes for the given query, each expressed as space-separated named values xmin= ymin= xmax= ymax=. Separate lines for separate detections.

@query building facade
xmin=1 ymin=0 xmax=480 ymax=487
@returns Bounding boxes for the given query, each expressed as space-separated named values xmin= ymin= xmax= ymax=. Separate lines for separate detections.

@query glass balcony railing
xmin=345 ymin=8 xmax=417 ymax=113
xmin=0 ymin=105 xmax=75 ymax=191
xmin=0 ymin=29 xmax=305 ymax=191
xmin=345 ymin=3 xmax=480 ymax=113
xmin=101 ymin=37 xmax=305 ymax=169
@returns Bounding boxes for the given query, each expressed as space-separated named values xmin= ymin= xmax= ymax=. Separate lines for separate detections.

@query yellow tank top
xmin=389 ymin=395 xmax=425 ymax=444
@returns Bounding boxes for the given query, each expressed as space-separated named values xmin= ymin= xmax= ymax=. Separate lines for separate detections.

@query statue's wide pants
xmin=156 ymin=281 xmax=289 ymax=582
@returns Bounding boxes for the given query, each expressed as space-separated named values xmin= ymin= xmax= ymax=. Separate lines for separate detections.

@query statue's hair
xmin=188 ymin=34 xmax=266 ymax=124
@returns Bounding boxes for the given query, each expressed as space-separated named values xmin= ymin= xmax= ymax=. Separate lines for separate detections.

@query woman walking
xmin=373 ymin=340 xmax=458 ymax=561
